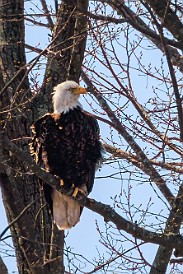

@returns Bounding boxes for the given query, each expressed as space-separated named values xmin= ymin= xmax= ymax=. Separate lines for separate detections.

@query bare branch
xmin=145 ymin=0 xmax=183 ymax=44
xmin=40 ymin=0 xmax=54 ymax=29
xmin=142 ymin=1 xmax=183 ymax=142
xmin=101 ymin=0 xmax=183 ymax=72
xmin=90 ymin=25 xmax=183 ymax=155
xmin=103 ymin=142 xmax=183 ymax=174
xmin=0 ymin=134 xmax=182 ymax=252
xmin=81 ymin=70 xmax=175 ymax=205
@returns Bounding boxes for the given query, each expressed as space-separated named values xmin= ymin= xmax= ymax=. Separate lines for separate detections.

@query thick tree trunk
xmin=0 ymin=256 xmax=8 ymax=274
xmin=0 ymin=0 xmax=64 ymax=273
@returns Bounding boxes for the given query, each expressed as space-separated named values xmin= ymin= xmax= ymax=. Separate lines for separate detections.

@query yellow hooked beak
xmin=72 ymin=86 xmax=87 ymax=95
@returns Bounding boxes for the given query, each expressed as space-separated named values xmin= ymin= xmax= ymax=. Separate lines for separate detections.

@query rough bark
xmin=0 ymin=0 xmax=63 ymax=274
xmin=34 ymin=0 xmax=88 ymax=119
xmin=0 ymin=256 xmax=8 ymax=274
xmin=1 ymin=129 xmax=183 ymax=253
xmin=0 ymin=0 xmax=88 ymax=273
xmin=145 ymin=0 xmax=183 ymax=44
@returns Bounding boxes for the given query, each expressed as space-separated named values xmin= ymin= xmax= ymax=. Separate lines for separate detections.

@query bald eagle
xmin=30 ymin=81 xmax=102 ymax=230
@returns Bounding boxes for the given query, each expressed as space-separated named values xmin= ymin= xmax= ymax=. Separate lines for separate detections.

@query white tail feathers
xmin=51 ymin=189 xmax=81 ymax=230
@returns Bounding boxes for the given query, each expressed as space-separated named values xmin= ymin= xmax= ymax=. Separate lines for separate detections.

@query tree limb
xmin=1 ymin=131 xmax=183 ymax=252
xmin=101 ymin=0 xmax=183 ymax=73
xmin=145 ymin=0 xmax=183 ymax=44
xmin=103 ymin=142 xmax=183 ymax=174
xmin=81 ymin=70 xmax=175 ymax=205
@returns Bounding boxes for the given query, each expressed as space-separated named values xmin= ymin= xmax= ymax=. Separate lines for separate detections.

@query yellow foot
xmin=72 ymin=187 xmax=86 ymax=197
xmin=72 ymin=187 xmax=79 ymax=197
xmin=60 ymin=179 xmax=64 ymax=186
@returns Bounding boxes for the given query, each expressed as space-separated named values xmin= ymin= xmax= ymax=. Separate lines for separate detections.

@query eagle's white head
xmin=52 ymin=80 xmax=87 ymax=114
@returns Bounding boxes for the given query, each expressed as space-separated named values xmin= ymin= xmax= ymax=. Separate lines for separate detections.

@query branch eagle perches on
xmin=1 ymin=131 xmax=183 ymax=256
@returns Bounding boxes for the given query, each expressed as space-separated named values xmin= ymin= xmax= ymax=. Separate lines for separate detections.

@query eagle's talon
xmin=60 ymin=179 xmax=64 ymax=186
xmin=72 ymin=187 xmax=85 ymax=197
xmin=72 ymin=187 xmax=79 ymax=197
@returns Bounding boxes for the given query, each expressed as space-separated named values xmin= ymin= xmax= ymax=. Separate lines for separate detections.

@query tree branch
xmin=103 ymin=142 xmax=183 ymax=174
xmin=81 ymin=70 xmax=175 ymax=205
xmin=142 ymin=1 xmax=183 ymax=142
xmin=1 ymin=132 xmax=183 ymax=252
xmin=145 ymin=0 xmax=183 ymax=44
xmin=40 ymin=0 xmax=54 ymax=29
xmin=89 ymin=26 xmax=183 ymax=156
xmin=101 ymin=0 xmax=183 ymax=73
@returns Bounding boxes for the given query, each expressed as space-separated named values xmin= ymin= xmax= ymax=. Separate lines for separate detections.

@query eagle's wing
xmin=81 ymin=112 xmax=102 ymax=193
xmin=29 ymin=113 xmax=51 ymax=167
xmin=29 ymin=110 xmax=102 ymax=230
xmin=29 ymin=113 xmax=55 ymax=212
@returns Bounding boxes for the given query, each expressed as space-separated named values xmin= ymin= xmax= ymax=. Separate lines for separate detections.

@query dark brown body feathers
xmin=30 ymin=107 xmax=102 ymax=214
